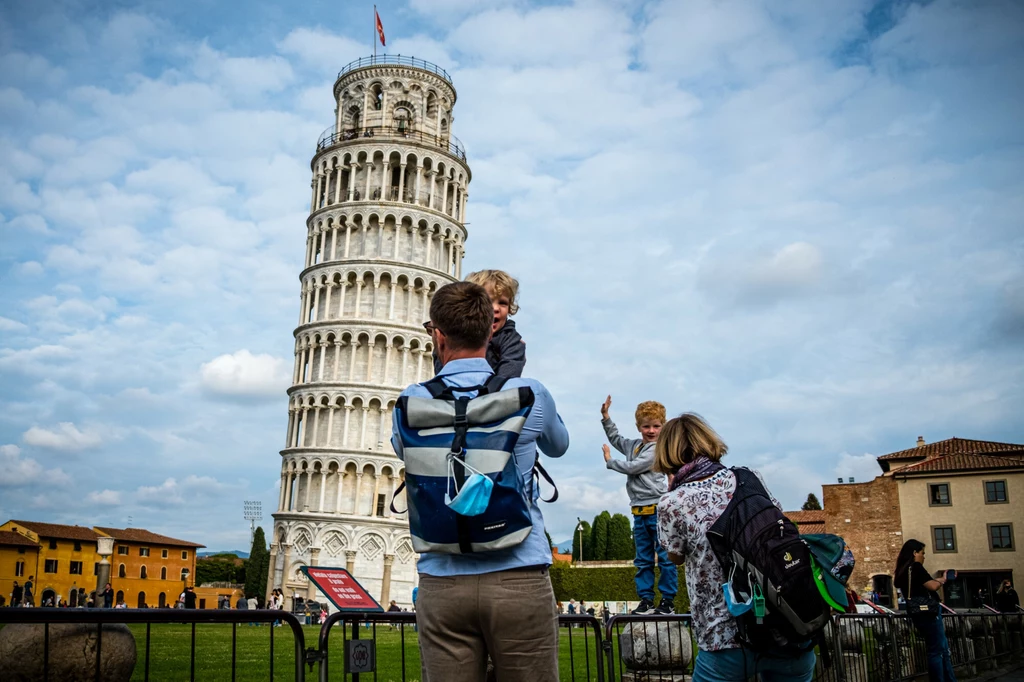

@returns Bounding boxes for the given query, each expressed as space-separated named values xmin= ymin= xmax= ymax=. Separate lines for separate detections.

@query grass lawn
xmin=120 ymin=622 xmax=606 ymax=681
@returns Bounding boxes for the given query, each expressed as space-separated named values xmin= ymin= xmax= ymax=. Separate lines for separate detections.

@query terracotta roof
xmin=94 ymin=527 xmax=205 ymax=548
xmin=893 ymin=453 xmax=1024 ymax=477
xmin=0 ymin=530 xmax=40 ymax=548
xmin=10 ymin=521 xmax=101 ymax=542
xmin=786 ymin=510 xmax=825 ymax=524
xmin=878 ymin=438 xmax=1024 ymax=461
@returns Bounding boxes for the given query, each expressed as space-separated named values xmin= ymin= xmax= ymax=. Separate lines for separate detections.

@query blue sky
xmin=1 ymin=0 xmax=1022 ymax=549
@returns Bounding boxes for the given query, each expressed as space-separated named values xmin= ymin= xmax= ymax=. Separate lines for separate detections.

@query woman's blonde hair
xmin=466 ymin=269 xmax=520 ymax=314
xmin=654 ymin=413 xmax=728 ymax=474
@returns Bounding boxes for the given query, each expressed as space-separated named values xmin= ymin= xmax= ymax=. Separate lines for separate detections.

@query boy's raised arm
xmin=600 ymin=395 xmax=636 ymax=455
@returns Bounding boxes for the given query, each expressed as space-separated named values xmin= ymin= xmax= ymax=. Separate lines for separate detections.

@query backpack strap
xmin=389 ymin=480 xmax=407 ymax=515
xmin=533 ymin=461 xmax=559 ymax=503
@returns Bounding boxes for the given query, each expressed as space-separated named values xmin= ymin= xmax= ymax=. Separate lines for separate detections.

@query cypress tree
xmin=591 ymin=511 xmax=611 ymax=561
xmin=572 ymin=521 xmax=591 ymax=561
xmin=607 ymin=513 xmax=635 ymax=560
xmin=802 ymin=493 xmax=822 ymax=510
xmin=245 ymin=526 xmax=269 ymax=602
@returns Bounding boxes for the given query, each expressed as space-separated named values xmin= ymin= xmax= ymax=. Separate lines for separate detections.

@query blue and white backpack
xmin=391 ymin=374 xmax=557 ymax=554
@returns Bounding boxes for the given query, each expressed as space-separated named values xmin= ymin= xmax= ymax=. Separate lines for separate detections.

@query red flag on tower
xmin=375 ymin=8 xmax=386 ymax=47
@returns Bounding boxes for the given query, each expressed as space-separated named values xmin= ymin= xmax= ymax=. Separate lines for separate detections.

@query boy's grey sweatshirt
xmin=602 ymin=417 xmax=668 ymax=507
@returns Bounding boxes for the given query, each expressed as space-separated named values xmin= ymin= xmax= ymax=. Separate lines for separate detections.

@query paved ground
xmin=986 ymin=663 xmax=1024 ymax=682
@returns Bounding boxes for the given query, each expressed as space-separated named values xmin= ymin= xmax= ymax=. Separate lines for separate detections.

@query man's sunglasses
xmin=422 ymin=321 xmax=442 ymax=334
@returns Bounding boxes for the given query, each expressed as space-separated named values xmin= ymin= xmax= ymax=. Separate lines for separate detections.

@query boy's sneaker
xmin=631 ymin=599 xmax=655 ymax=615
xmin=654 ymin=599 xmax=675 ymax=615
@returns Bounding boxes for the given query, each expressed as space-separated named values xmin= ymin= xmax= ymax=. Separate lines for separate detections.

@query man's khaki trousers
xmin=416 ymin=567 xmax=559 ymax=681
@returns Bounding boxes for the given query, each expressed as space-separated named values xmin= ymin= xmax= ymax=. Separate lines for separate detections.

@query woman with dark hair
xmin=995 ymin=580 xmax=1019 ymax=613
xmin=893 ymin=539 xmax=955 ymax=682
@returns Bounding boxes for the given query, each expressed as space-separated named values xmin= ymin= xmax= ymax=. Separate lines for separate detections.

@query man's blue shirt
xmin=391 ymin=357 xmax=570 ymax=576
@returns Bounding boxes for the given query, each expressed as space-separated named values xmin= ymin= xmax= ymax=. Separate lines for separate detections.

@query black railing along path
xmin=0 ymin=607 xmax=307 ymax=682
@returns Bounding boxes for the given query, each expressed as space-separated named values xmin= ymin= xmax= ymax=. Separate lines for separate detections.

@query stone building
xmin=269 ymin=55 xmax=470 ymax=611
xmin=822 ymin=436 xmax=1024 ymax=609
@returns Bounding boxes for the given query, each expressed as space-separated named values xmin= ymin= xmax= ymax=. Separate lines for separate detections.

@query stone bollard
xmin=618 ymin=620 xmax=693 ymax=679
xmin=0 ymin=623 xmax=136 ymax=682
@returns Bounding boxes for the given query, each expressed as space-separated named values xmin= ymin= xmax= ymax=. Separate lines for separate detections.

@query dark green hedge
xmin=549 ymin=564 xmax=689 ymax=613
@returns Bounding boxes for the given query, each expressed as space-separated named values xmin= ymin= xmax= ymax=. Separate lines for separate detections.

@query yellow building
xmin=879 ymin=437 xmax=1024 ymax=609
xmin=0 ymin=520 xmax=204 ymax=608
xmin=1 ymin=530 xmax=41 ymax=606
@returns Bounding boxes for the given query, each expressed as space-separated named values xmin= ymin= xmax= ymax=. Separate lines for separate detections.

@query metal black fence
xmin=0 ymin=607 xmax=307 ymax=682
xmin=2 ymin=607 xmax=1021 ymax=681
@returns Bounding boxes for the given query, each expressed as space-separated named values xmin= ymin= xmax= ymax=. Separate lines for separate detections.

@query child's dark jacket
xmin=432 ymin=320 xmax=527 ymax=378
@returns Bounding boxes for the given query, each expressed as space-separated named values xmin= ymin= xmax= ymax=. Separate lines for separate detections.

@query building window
xmin=15 ymin=561 xmax=24 ymax=577
xmin=988 ymin=524 xmax=1014 ymax=551
xmin=118 ymin=545 xmax=129 ymax=555
xmin=161 ymin=567 xmax=167 ymax=580
xmin=929 ymin=483 xmax=951 ymax=506
xmin=94 ymin=563 xmax=99 ymax=576
xmin=932 ymin=526 xmax=957 ymax=552
xmin=139 ymin=547 xmax=150 ymax=557
xmin=985 ymin=480 xmax=1008 ymax=504
xmin=376 ymin=494 xmax=387 ymax=517
xmin=74 ymin=541 xmax=82 ymax=551
xmin=181 ymin=551 xmax=188 ymax=560
xmin=162 ymin=549 xmax=168 ymax=558
xmin=48 ymin=539 xmax=57 ymax=550
xmin=70 ymin=561 xmax=83 ymax=575
xmin=181 ymin=568 xmax=190 ymax=581
xmin=44 ymin=559 xmax=58 ymax=573
xmin=141 ymin=566 xmax=148 ymax=579
xmin=118 ymin=564 xmax=126 ymax=578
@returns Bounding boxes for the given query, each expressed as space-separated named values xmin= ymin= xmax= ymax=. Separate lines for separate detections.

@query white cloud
xmin=87 ymin=489 xmax=122 ymax=505
xmin=200 ymin=350 xmax=290 ymax=398
xmin=0 ymin=444 xmax=71 ymax=487
xmin=22 ymin=423 xmax=103 ymax=451
xmin=834 ymin=452 xmax=885 ymax=485
xmin=0 ymin=317 xmax=28 ymax=332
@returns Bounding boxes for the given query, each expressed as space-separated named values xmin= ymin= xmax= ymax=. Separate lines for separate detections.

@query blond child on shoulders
xmin=432 ymin=269 xmax=527 ymax=378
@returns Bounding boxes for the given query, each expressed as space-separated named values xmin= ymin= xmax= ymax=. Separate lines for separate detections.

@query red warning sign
xmin=301 ymin=566 xmax=383 ymax=612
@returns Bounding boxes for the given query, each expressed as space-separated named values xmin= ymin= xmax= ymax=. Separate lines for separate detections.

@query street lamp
xmin=244 ymin=500 xmax=262 ymax=546
xmin=575 ymin=518 xmax=584 ymax=566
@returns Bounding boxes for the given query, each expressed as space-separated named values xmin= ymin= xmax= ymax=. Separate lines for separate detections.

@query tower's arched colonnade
xmin=270 ymin=57 xmax=470 ymax=611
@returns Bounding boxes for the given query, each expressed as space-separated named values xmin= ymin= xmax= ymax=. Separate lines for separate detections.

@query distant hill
xmin=198 ymin=550 xmax=250 ymax=559
xmin=555 ymin=539 xmax=573 ymax=553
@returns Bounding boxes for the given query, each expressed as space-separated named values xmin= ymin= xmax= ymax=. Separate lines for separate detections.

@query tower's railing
xmin=336 ymin=54 xmax=453 ymax=84
xmin=316 ymin=124 xmax=467 ymax=161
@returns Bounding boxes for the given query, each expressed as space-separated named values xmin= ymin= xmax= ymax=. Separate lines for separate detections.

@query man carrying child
xmin=601 ymin=396 xmax=678 ymax=615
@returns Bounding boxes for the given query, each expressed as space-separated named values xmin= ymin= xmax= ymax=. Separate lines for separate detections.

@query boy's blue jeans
xmin=633 ymin=512 xmax=677 ymax=602
xmin=692 ymin=647 xmax=816 ymax=682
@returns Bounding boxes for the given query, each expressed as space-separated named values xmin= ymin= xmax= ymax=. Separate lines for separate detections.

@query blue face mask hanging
xmin=445 ymin=454 xmax=494 ymax=517
xmin=721 ymin=566 xmax=754 ymax=617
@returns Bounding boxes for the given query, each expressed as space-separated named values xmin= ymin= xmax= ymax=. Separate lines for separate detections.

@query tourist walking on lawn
xmin=895 ymin=540 xmax=956 ymax=682
xmin=392 ymin=281 xmax=570 ymax=682
xmin=11 ymin=581 xmax=22 ymax=607
xmin=655 ymin=413 xmax=816 ymax=682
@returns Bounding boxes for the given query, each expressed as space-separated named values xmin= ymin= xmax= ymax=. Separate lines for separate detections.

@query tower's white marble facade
xmin=269 ymin=56 xmax=470 ymax=610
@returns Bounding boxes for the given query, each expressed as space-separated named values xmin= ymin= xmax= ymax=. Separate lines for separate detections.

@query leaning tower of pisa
xmin=268 ymin=55 xmax=470 ymax=610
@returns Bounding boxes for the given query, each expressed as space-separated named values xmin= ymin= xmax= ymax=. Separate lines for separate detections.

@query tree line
xmin=570 ymin=511 xmax=635 ymax=562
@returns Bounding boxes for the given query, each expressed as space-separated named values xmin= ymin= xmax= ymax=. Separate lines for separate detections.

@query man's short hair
xmin=430 ymin=282 xmax=492 ymax=351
